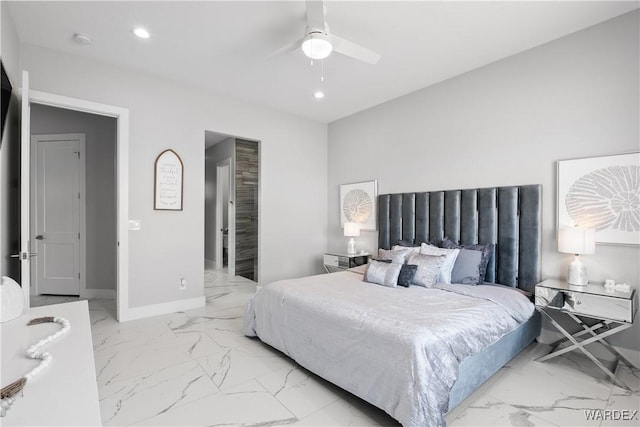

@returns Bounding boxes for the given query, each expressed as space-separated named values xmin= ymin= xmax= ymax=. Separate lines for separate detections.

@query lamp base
xmin=567 ymin=255 xmax=588 ymax=286
xmin=347 ymin=237 xmax=356 ymax=255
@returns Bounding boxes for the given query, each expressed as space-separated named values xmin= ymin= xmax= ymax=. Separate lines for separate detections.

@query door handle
xmin=35 ymin=235 xmax=44 ymax=240
xmin=10 ymin=252 xmax=37 ymax=259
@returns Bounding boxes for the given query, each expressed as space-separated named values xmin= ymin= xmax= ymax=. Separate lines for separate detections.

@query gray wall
xmin=0 ymin=1 xmax=21 ymax=280
xmin=21 ymin=43 xmax=327 ymax=308
xmin=204 ymin=136 xmax=234 ymax=265
xmin=327 ymin=11 xmax=639 ymax=352
xmin=30 ymin=104 xmax=117 ymax=291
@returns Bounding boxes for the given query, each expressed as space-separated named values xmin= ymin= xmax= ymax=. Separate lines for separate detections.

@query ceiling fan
xmin=271 ymin=0 xmax=381 ymax=64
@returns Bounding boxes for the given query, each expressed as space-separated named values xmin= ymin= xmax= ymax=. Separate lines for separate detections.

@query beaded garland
xmin=0 ymin=316 xmax=70 ymax=417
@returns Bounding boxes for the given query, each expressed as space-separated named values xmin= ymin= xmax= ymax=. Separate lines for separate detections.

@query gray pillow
xmin=406 ymin=253 xmax=446 ymax=287
xmin=450 ymin=248 xmax=483 ymax=285
xmin=363 ymin=261 xmax=402 ymax=287
xmin=378 ymin=248 xmax=410 ymax=264
xmin=441 ymin=239 xmax=494 ymax=282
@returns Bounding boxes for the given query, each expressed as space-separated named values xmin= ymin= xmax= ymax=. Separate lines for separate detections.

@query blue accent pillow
xmin=448 ymin=249 xmax=483 ymax=285
xmin=397 ymin=264 xmax=418 ymax=287
xmin=442 ymin=239 xmax=494 ymax=283
xmin=396 ymin=240 xmax=419 ymax=247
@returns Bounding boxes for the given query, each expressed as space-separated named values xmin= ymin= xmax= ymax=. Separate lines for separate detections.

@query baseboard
xmin=616 ymin=346 xmax=640 ymax=367
xmin=120 ymin=296 xmax=205 ymax=322
xmin=82 ymin=288 xmax=116 ymax=299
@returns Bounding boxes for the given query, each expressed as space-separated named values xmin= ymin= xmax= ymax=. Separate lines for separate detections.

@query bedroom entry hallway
xmin=204 ymin=131 xmax=259 ymax=281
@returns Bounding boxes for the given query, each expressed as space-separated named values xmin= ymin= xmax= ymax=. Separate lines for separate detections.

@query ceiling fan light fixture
xmin=313 ymin=90 xmax=325 ymax=99
xmin=301 ymin=32 xmax=332 ymax=60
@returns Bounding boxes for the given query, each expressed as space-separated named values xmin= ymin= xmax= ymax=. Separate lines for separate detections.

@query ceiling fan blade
xmin=306 ymin=0 xmax=326 ymax=32
xmin=266 ymin=38 xmax=303 ymax=60
xmin=330 ymin=34 xmax=381 ymax=64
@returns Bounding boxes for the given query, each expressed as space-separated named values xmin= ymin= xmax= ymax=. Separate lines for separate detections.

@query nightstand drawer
xmin=323 ymin=254 xmax=341 ymax=268
xmin=536 ymin=286 xmax=635 ymax=323
xmin=323 ymin=252 xmax=371 ymax=273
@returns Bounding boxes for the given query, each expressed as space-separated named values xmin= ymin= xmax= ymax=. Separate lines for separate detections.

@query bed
xmin=244 ymin=185 xmax=542 ymax=426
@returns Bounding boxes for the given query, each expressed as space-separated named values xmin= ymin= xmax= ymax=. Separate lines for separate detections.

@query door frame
xmin=28 ymin=89 xmax=130 ymax=321
xmin=31 ymin=133 xmax=86 ymax=297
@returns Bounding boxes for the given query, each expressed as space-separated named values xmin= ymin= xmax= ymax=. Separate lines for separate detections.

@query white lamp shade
xmin=558 ymin=227 xmax=596 ymax=255
xmin=301 ymin=33 xmax=333 ymax=60
xmin=344 ymin=222 xmax=360 ymax=237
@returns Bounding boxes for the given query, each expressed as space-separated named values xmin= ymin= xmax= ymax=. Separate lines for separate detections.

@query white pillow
xmin=392 ymin=245 xmax=421 ymax=256
xmin=406 ymin=253 xmax=446 ymax=287
xmin=420 ymin=243 xmax=460 ymax=284
xmin=378 ymin=248 xmax=410 ymax=264
xmin=364 ymin=261 xmax=402 ymax=288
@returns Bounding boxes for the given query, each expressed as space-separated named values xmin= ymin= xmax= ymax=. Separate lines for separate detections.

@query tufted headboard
xmin=378 ymin=185 xmax=542 ymax=293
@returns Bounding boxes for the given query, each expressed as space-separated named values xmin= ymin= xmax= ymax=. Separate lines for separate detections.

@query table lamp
xmin=558 ymin=226 xmax=596 ymax=286
xmin=344 ymin=222 xmax=360 ymax=254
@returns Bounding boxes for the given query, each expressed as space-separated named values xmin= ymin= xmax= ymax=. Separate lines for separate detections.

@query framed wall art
xmin=154 ymin=149 xmax=184 ymax=210
xmin=557 ymin=152 xmax=639 ymax=245
xmin=340 ymin=180 xmax=377 ymax=230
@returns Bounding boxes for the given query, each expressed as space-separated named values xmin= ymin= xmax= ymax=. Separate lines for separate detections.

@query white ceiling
xmin=7 ymin=1 xmax=638 ymax=123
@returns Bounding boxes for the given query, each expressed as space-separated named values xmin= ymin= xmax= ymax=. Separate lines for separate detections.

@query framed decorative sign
xmin=340 ymin=180 xmax=377 ymax=230
xmin=557 ymin=152 xmax=639 ymax=245
xmin=154 ymin=149 xmax=184 ymax=210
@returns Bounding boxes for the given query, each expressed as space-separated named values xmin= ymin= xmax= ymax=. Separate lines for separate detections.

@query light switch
xmin=128 ymin=219 xmax=141 ymax=230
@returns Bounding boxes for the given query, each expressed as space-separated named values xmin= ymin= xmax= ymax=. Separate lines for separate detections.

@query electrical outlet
xmin=179 ymin=278 xmax=186 ymax=290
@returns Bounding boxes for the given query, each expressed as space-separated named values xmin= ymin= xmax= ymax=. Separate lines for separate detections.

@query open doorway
xmin=29 ymin=104 xmax=117 ymax=308
xmin=204 ymin=131 xmax=259 ymax=282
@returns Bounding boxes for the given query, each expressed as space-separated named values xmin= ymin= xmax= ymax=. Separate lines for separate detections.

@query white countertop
xmin=1 ymin=300 xmax=101 ymax=426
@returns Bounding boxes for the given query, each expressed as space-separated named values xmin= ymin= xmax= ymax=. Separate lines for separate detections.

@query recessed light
xmin=313 ymin=91 xmax=324 ymax=99
xmin=132 ymin=27 xmax=150 ymax=39
xmin=73 ymin=33 xmax=92 ymax=45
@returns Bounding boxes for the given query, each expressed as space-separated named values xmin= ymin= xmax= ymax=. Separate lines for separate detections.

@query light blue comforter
xmin=244 ymin=271 xmax=534 ymax=427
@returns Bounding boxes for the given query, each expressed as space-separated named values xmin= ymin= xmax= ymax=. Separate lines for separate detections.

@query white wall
xmin=21 ymin=44 xmax=327 ymax=310
xmin=204 ymin=136 xmax=235 ymax=265
xmin=328 ymin=11 xmax=639 ymax=352
xmin=0 ymin=1 xmax=20 ymax=279
xmin=30 ymin=104 xmax=117 ymax=291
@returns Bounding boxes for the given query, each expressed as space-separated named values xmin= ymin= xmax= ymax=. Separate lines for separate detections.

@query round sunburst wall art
xmin=343 ymin=189 xmax=373 ymax=223
xmin=565 ymin=165 xmax=639 ymax=232
xmin=339 ymin=180 xmax=377 ymax=231
xmin=558 ymin=153 xmax=640 ymax=245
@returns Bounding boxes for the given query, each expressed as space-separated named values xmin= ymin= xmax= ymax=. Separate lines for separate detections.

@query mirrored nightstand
xmin=535 ymin=278 xmax=637 ymax=390
xmin=323 ymin=252 xmax=370 ymax=273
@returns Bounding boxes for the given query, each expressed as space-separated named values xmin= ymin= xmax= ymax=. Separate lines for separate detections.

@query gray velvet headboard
xmin=378 ymin=185 xmax=542 ymax=292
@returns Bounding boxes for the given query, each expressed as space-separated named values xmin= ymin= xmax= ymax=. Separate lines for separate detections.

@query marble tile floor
xmin=32 ymin=270 xmax=640 ymax=426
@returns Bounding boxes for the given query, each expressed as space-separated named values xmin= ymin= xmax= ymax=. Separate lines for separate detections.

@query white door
xmin=32 ymin=134 xmax=85 ymax=296
xmin=16 ymin=71 xmax=32 ymax=308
